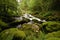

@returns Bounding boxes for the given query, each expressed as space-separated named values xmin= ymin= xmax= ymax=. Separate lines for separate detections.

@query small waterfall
xmin=14 ymin=13 xmax=46 ymax=28
xmin=23 ymin=13 xmax=46 ymax=22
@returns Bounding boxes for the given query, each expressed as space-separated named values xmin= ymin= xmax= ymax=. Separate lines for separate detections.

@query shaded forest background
xmin=0 ymin=0 xmax=60 ymax=40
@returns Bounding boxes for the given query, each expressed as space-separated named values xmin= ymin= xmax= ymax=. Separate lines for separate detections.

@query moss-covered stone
xmin=21 ymin=23 xmax=43 ymax=40
xmin=46 ymin=37 xmax=60 ymax=40
xmin=13 ymin=30 xmax=26 ymax=40
xmin=45 ymin=31 xmax=60 ymax=40
xmin=22 ymin=23 xmax=39 ymax=32
xmin=0 ymin=28 xmax=26 ymax=40
xmin=41 ymin=21 xmax=60 ymax=33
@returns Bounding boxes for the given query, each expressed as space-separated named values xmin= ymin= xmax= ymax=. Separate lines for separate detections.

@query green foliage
xmin=0 ymin=20 xmax=8 ymax=31
xmin=0 ymin=28 xmax=26 ymax=40
xmin=0 ymin=0 xmax=19 ymax=23
xmin=40 ymin=11 xmax=60 ymax=21
xmin=20 ymin=0 xmax=60 ymax=13
xmin=0 ymin=0 xmax=18 ymax=16
xmin=49 ymin=0 xmax=60 ymax=11
xmin=20 ymin=0 xmax=53 ymax=12
xmin=0 ymin=20 xmax=8 ymax=27
xmin=41 ymin=21 xmax=60 ymax=33
xmin=0 ymin=0 xmax=60 ymax=40
xmin=20 ymin=0 xmax=60 ymax=21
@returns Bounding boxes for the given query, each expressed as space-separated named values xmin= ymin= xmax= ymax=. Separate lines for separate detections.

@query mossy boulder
xmin=45 ymin=31 xmax=60 ymax=40
xmin=0 ymin=28 xmax=26 ymax=40
xmin=13 ymin=30 xmax=26 ymax=40
xmin=41 ymin=21 xmax=60 ymax=33
xmin=46 ymin=37 xmax=60 ymax=40
xmin=21 ymin=23 xmax=39 ymax=32
xmin=21 ymin=23 xmax=42 ymax=40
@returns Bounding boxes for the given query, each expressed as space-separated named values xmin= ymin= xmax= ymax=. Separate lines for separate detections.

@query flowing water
xmin=14 ymin=13 xmax=46 ymax=28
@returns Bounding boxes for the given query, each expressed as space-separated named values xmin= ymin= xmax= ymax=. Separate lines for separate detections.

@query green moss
xmin=46 ymin=37 xmax=60 ymax=40
xmin=22 ymin=24 xmax=39 ymax=32
xmin=21 ymin=24 xmax=42 ymax=40
xmin=45 ymin=31 xmax=60 ymax=40
xmin=22 ymin=24 xmax=32 ymax=29
xmin=0 ymin=28 xmax=26 ymax=40
xmin=13 ymin=30 xmax=26 ymax=40
xmin=42 ymin=21 xmax=60 ymax=33
xmin=15 ymin=30 xmax=26 ymax=38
